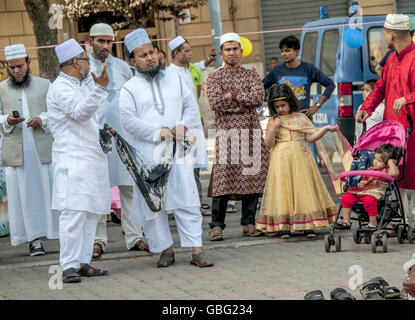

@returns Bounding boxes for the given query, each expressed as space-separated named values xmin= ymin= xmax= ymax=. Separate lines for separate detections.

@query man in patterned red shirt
xmin=206 ymin=33 xmax=269 ymax=241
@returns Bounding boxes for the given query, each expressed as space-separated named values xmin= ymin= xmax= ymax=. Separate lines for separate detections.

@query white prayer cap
xmin=90 ymin=23 xmax=114 ymax=39
xmin=384 ymin=14 xmax=410 ymax=30
xmin=55 ymin=39 xmax=84 ymax=64
xmin=5 ymin=44 xmax=28 ymax=61
xmin=124 ymin=28 xmax=151 ymax=53
xmin=169 ymin=36 xmax=186 ymax=51
xmin=220 ymin=32 xmax=241 ymax=48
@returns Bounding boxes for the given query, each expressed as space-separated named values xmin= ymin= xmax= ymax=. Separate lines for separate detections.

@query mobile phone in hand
xmin=12 ymin=111 xmax=20 ymax=118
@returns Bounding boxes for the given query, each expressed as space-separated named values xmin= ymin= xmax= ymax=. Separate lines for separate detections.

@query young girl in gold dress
xmin=256 ymin=84 xmax=338 ymax=238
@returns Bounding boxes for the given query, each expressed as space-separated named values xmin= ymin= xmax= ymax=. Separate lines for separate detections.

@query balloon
xmin=240 ymin=36 xmax=253 ymax=57
xmin=345 ymin=28 xmax=364 ymax=49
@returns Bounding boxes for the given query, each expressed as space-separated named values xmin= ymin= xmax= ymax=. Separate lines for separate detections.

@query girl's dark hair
xmin=268 ymin=83 xmax=299 ymax=116
xmin=375 ymin=143 xmax=403 ymax=162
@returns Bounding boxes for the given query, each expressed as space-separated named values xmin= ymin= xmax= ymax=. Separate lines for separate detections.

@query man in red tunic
xmin=356 ymin=14 xmax=415 ymax=214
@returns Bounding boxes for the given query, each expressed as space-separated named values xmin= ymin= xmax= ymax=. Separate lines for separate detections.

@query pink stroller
xmin=324 ymin=118 xmax=415 ymax=253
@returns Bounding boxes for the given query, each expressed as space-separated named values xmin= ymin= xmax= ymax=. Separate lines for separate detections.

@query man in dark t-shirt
xmin=263 ymin=36 xmax=335 ymax=117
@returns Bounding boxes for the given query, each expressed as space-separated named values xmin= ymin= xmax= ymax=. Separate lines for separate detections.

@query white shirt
xmin=119 ymin=70 xmax=200 ymax=223
xmin=47 ymin=72 xmax=110 ymax=215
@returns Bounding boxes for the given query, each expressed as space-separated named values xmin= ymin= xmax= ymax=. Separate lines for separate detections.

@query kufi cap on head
xmin=5 ymin=44 xmax=27 ymax=61
xmin=124 ymin=28 xmax=151 ymax=54
xmin=55 ymin=39 xmax=84 ymax=64
xmin=90 ymin=23 xmax=114 ymax=39
xmin=169 ymin=36 xmax=186 ymax=51
xmin=384 ymin=14 xmax=410 ymax=30
xmin=220 ymin=32 xmax=242 ymax=48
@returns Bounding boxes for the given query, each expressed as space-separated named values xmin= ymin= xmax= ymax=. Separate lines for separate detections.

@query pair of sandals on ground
xmin=304 ymin=276 xmax=402 ymax=300
xmin=200 ymin=203 xmax=237 ymax=216
xmin=63 ymin=264 xmax=108 ymax=283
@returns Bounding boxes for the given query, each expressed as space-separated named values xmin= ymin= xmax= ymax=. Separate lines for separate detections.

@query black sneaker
xmin=281 ymin=232 xmax=290 ymax=239
xmin=305 ymin=231 xmax=317 ymax=238
xmin=29 ymin=239 xmax=45 ymax=256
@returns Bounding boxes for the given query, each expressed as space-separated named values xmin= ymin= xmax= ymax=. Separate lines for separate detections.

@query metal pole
xmin=208 ymin=0 xmax=223 ymax=68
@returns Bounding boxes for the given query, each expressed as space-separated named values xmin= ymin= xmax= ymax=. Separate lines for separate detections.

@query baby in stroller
xmin=340 ymin=143 xmax=400 ymax=231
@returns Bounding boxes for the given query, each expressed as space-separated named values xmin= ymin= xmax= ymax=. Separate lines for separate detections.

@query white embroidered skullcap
xmin=220 ymin=32 xmax=241 ymax=47
xmin=384 ymin=14 xmax=410 ymax=30
xmin=5 ymin=44 xmax=28 ymax=61
xmin=124 ymin=28 xmax=151 ymax=53
xmin=169 ymin=36 xmax=186 ymax=51
xmin=55 ymin=39 xmax=84 ymax=64
xmin=90 ymin=23 xmax=114 ymax=39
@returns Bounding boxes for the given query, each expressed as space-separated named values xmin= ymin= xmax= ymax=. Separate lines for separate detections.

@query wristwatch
xmin=315 ymin=103 xmax=321 ymax=108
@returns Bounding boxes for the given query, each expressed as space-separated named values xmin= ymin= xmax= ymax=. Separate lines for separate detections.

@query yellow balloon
xmin=240 ymin=36 xmax=253 ymax=57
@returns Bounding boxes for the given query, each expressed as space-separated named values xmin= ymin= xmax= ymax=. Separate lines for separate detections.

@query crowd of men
xmin=0 ymin=13 xmax=414 ymax=283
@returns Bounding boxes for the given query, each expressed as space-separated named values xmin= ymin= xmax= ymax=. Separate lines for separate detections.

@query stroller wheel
xmin=382 ymin=233 xmax=388 ymax=253
xmin=397 ymin=226 xmax=405 ymax=244
xmin=353 ymin=230 xmax=362 ymax=244
xmin=334 ymin=234 xmax=341 ymax=252
xmin=408 ymin=226 xmax=414 ymax=244
xmin=324 ymin=234 xmax=331 ymax=253
xmin=371 ymin=234 xmax=378 ymax=254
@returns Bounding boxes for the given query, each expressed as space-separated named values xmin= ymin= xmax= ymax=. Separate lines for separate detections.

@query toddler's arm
xmin=306 ymin=125 xmax=338 ymax=143
xmin=387 ymin=159 xmax=399 ymax=178
xmin=264 ymin=117 xmax=281 ymax=149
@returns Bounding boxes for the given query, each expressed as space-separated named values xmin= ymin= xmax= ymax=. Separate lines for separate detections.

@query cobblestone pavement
xmin=0 ymin=232 xmax=414 ymax=300
xmin=0 ymin=139 xmax=414 ymax=300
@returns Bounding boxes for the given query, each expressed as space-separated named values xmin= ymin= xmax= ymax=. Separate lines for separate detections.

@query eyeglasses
xmin=77 ymin=57 xmax=90 ymax=64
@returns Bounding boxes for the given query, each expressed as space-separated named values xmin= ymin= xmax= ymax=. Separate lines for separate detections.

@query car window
xmin=301 ymin=32 xmax=318 ymax=64
xmin=320 ymin=29 xmax=339 ymax=76
xmin=368 ymin=27 xmax=389 ymax=74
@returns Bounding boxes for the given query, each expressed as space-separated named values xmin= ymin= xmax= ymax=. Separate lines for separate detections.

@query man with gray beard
xmin=0 ymin=44 xmax=58 ymax=256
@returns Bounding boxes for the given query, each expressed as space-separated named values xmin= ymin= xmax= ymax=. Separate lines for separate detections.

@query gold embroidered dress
xmin=256 ymin=112 xmax=337 ymax=233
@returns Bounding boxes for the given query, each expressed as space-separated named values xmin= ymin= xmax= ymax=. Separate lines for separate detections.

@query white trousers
xmin=59 ymin=209 xmax=101 ymax=271
xmin=95 ymin=186 xmax=144 ymax=250
xmin=142 ymin=206 xmax=202 ymax=253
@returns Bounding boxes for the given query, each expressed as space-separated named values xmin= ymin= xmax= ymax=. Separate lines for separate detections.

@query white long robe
xmin=88 ymin=54 xmax=133 ymax=187
xmin=0 ymin=90 xmax=59 ymax=246
xmin=119 ymin=70 xmax=200 ymax=224
xmin=167 ymin=63 xmax=209 ymax=170
xmin=46 ymin=72 xmax=110 ymax=215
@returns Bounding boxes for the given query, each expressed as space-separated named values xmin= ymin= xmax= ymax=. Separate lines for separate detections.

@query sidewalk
xmin=0 ymin=139 xmax=414 ymax=300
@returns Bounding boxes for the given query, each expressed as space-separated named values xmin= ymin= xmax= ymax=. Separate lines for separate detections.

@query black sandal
xmin=383 ymin=286 xmax=402 ymax=299
xmin=359 ymin=276 xmax=389 ymax=300
xmin=304 ymin=290 xmax=325 ymax=300
xmin=62 ymin=268 xmax=81 ymax=283
xmin=335 ymin=221 xmax=351 ymax=230
xmin=78 ymin=264 xmax=108 ymax=277
xmin=330 ymin=288 xmax=356 ymax=300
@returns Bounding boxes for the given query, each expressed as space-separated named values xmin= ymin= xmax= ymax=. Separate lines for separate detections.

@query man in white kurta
xmin=0 ymin=44 xmax=58 ymax=256
xmin=47 ymin=39 xmax=110 ymax=283
xmin=87 ymin=23 xmax=148 ymax=257
xmin=120 ymin=28 xmax=214 ymax=268
xmin=167 ymin=36 xmax=209 ymax=216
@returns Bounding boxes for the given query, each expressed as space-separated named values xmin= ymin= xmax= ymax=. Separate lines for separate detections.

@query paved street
xmin=0 ymin=143 xmax=414 ymax=300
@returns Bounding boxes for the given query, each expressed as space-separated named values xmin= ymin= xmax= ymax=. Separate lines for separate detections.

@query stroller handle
xmin=339 ymin=170 xmax=395 ymax=182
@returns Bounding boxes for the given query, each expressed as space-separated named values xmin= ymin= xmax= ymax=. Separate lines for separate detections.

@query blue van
xmin=299 ymin=15 xmax=389 ymax=144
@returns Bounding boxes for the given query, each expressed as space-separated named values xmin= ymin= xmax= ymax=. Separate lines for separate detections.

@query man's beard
xmin=8 ymin=69 xmax=30 ymax=88
xmin=94 ymin=48 xmax=110 ymax=61
xmin=135 ymin=61 xmax=165 ymax=78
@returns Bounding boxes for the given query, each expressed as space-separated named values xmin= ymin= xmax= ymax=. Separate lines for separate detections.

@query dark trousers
xmin=209 ymin=194 xmax=259 ymax=230
xmin=194 ymin=168 xmax=202 ymax=204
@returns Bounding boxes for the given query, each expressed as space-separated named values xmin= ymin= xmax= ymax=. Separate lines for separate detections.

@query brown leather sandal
xmin=130 ymin=240 xmax=150 ymax=252
xmin=92 ymin=243 xmax=103 ymax=259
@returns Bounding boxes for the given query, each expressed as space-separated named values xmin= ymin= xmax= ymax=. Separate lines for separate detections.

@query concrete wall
xmin=359 ymin=0 xmax=394 ymax=15
xmin=159 ymin=0 xmax=263 ymax=67
xmin=0 ymin=0 xmax=39 ymax=80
